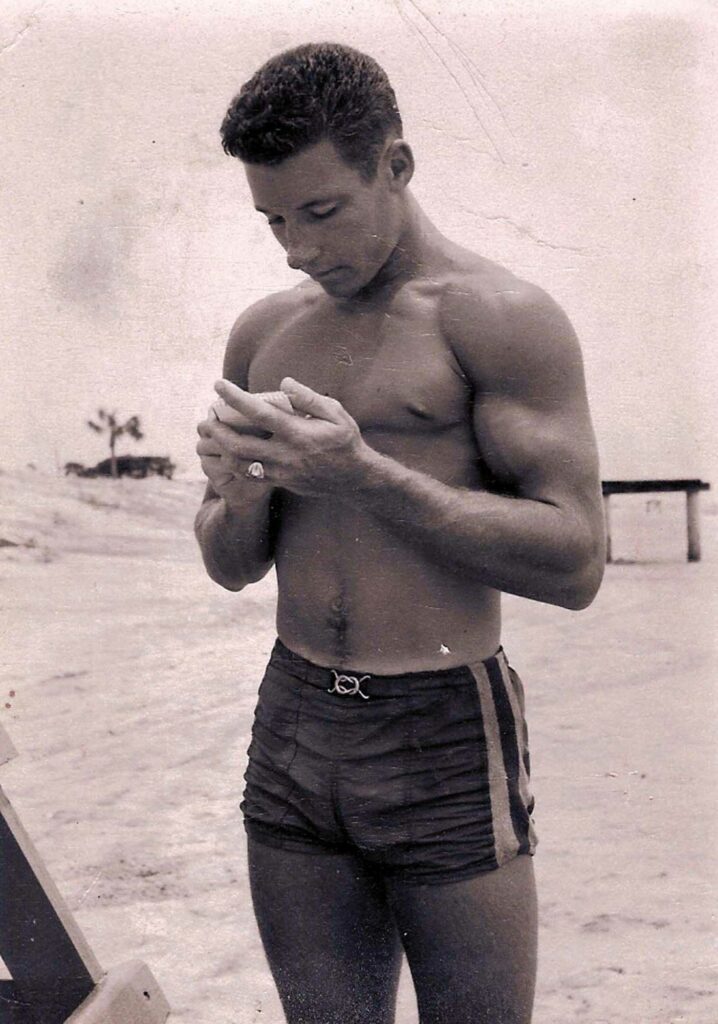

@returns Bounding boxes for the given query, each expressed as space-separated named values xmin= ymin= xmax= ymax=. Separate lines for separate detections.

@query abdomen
xmin=273 ymin=427 xmax=501 ymax=673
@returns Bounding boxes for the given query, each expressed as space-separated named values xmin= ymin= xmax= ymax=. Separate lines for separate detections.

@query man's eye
xmin=266 ymin=217 xmax=284 ymax=227
xmin=310 ymin=206 xmax=337 ymax=220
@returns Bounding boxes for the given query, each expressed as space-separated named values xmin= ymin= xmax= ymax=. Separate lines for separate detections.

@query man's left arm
xmin=342 ymin=284 xmax=606 ymax=609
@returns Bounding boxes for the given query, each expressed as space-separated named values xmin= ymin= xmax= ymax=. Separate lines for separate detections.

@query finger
xmin=197 ymin=418 xmax=216 ymax=438
xmin=280 ymin=377 xmax=345 ymax=422
xmin=199 ymin=454 xmax=232 ymax=482
xmin=205 ymin=423 xmax=275 ymax=462
xmin=196 ymin=437 xmax=224 ymax=457
xmin=202 ymin=420 xmax=250 ymax=452
xmin=214 ymin=380 xmax=290 ymax=435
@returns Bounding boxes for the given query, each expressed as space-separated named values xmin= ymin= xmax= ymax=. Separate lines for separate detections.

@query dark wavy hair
xmin=220 ymin=43 xmax=403 ymax=181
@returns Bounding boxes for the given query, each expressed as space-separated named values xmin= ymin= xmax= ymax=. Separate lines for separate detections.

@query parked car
xmin=65 ymin=456 xmax=176 ymax=479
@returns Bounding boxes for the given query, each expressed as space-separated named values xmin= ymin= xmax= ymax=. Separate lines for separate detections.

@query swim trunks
xmin=241 ymin=639 xmax=537 ymax=885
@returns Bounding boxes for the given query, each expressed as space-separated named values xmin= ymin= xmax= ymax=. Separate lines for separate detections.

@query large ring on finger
xmin=246 ymin=460 xmax=265 ymax=481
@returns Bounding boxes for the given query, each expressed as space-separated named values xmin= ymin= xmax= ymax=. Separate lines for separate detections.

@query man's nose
xmin=285 ymin=230 xmax=320 ymax=271
xmin=286 ymin=244 xmax=320 ymax=271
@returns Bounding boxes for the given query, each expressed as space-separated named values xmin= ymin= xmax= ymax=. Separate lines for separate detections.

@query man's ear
xmin=385 ymin=140 xmax=414 ymax=191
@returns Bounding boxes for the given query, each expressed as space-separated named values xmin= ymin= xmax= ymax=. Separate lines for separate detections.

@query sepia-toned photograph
xmin=2 ymin=1 xmax=716 ymax=1022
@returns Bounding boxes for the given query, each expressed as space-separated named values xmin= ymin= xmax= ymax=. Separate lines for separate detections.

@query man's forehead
xmin=244 ymin=140 xmax=367 ymax=209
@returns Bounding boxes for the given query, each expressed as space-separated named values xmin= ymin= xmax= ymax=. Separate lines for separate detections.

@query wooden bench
xmin=0 ymin=724 xmax=170 ymax=1024
xmin=602 ymin=479 xmax=711 ymax=563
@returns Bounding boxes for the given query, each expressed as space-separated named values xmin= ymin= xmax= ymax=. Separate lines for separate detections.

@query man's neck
xmin=344 ymin=194 xmax=444 ymax=306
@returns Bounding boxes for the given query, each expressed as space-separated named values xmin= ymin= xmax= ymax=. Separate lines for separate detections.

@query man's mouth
xmin=313 ymin=267 xmax=344 ymax=280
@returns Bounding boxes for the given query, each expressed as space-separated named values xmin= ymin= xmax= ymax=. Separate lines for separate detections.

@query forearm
xmin=346 ymin=446 xmax=604 ymax=609
xmin=194 ymin=490 xmax=276 ymax=591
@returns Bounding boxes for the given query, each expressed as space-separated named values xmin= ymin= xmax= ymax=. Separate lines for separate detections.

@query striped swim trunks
xmin=241 ymin=639 xmax=537 ymax=884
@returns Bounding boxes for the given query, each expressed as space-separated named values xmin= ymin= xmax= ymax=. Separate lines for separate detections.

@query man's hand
xmin=210 ymin=377 xmax=365 ymax=497
xmin=197 ymin=390 xmax=297 ymax=497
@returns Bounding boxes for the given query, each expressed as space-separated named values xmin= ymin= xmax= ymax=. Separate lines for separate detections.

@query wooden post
xmin=686 ymin=489 xmax=701 ymax=562
xmin=603 ymin=493 xmax=612 ymax=563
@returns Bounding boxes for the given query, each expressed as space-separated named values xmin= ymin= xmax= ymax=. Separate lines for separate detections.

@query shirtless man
xmin=195 ymin=43 xmax=605 ymax=1024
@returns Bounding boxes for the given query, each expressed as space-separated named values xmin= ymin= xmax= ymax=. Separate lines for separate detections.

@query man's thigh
xmin=386 ymin=854 xmax=538 ymax=1024
xmin=248 ymin=838 xmax=403 ymax=1024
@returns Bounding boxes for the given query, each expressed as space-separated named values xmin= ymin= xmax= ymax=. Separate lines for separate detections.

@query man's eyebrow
xmin=254 ymin=196 xmax=343 ymax=214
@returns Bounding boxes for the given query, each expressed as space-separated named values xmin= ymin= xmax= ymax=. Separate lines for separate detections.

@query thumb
xmin=280 ymin=377 xmax=344 ymax=422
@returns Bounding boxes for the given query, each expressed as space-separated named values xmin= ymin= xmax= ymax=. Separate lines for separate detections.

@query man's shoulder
xmin=438 ymin=256 xmax=568 ymax=345
xmin=223 ymin=283 xmax=317 ymax=381
xmin=228 ymin=283 xmax=316 ymax=345
xmin=436 ymin=258 xmax=583 ymax=389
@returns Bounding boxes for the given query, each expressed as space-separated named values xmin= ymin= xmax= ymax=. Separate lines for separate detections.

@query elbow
xmin=196 ymin=550 xmax=244 ymax=591
xmin=194 ymin=499 xmax=273 ymax=591
xmin=201 ymin=557 xmax=271 ymax=593
xmin=554 ymin=535 xmax=606 ymax=611
xmin=210 ymin=571 xmax=248 ymax=593
xmin=557 ymin=575 xmax=601 ymax=611
xmin=234 ymin=561 xmax=274 ymax=589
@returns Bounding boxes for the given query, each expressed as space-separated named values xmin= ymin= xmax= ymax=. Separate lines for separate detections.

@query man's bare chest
xmin=247 ymin=290 xmax=471 ymax=436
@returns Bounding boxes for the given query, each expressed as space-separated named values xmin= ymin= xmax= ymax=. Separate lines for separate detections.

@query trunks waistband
xmin=270 ymin=638 xmax=507 ymax=699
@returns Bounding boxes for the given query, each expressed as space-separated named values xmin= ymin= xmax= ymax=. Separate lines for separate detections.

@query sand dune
xmin=1 ymin=469 xmax=716 ymax=1022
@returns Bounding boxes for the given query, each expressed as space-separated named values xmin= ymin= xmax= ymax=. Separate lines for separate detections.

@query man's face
xmin=245 ymin=140 xmax=400 ymax=299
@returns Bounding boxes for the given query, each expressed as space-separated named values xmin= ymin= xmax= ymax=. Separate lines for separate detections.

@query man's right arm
xmin=194 ymin=298 xmax=282 ymax=591
xmin=194 ymin=480 xmax=280 ymax=591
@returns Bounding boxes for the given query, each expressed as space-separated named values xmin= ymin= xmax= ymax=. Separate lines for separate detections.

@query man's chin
xmin=315 ymin=272 xmax=357 ymax=297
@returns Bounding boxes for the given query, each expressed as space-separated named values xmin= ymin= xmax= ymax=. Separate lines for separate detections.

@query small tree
xmin=87 ymin=409 xmax=144 ymax=479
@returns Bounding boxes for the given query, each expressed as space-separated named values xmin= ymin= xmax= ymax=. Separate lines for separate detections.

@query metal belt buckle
xmin=328 ymin=670 xmax=371 ymax=700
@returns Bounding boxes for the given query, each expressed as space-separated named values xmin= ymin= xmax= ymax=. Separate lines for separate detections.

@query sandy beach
xmin=1 ymin=468 xmax=716 ymax=1023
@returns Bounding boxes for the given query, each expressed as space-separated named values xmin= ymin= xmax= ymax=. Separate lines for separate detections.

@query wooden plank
xmin=0 ymin=726 xmax=18 ymax=768
xmin=0 ymin=786 xmax=101 ymax=1022
xmin=66 ymin=962 xmax=170 ymax=1024
xmin=602 ymin=479 xmax=710 ymax=495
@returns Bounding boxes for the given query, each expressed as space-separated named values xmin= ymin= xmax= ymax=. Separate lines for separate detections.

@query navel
xmin=325 ymin=592 xmax=351 ymax=661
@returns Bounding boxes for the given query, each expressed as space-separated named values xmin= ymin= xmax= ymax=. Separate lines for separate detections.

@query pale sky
xmin=2 ymin=0 xmax=717 ymax=487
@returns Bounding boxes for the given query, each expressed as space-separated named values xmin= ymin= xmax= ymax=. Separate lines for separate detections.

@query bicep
xmin=221 ymin=318 xmax=253 ymax=386
xmin=460 ymin=287 xmax=601 ymax=510
xmin=220 ymin=291 xmax=283 ymax=385
xmin=473 ymin=383 xmax=599 ymax=508
xmin=197 ymin=312 xmax=256 ymax=511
